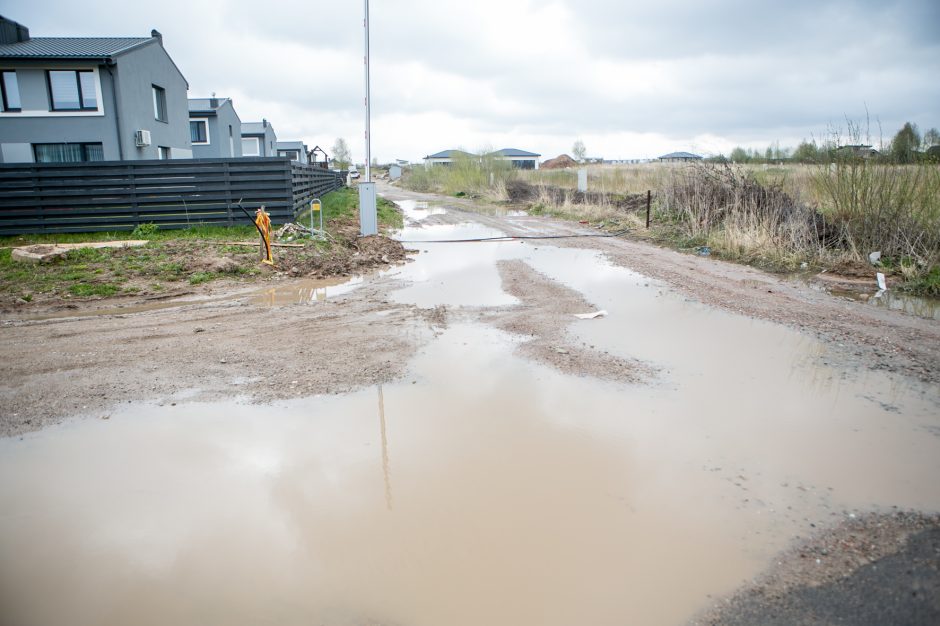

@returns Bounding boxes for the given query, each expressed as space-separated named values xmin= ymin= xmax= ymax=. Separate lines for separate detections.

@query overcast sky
xmin=6 ymin=0 xmax=940 ymax=162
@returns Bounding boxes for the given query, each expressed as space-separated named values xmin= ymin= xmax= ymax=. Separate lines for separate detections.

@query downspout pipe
xmin=105 ymin=60 xmax=124 ymax=160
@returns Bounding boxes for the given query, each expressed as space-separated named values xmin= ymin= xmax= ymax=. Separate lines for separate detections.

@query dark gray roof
xmin=494 ymin=148 xmax=540 ymax=158
xmin=0 ymin=36 xmax=153 ymax=59
xmin=658 ymin=151 xmax=702 ymax=160
xmin=426 ymin=148 xmax=540 ymax=159
xmin=425 ymin=149 xmax=475 ymax=159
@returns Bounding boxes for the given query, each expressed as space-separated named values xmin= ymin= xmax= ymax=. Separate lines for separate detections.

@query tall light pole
xmin=364 ymin=0 xmax=372 ymax=183
xmin=358 ymin=0 xmax=378 ymax=236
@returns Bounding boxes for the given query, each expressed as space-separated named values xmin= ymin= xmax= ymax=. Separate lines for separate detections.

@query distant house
xmin=658 ymin=151 xmax=703 ymax=163
xmin=0 ymin=15 xmax=192 ymax=162
xmin=276 ymin=140 xmax=308 ymax=164
xmin=241 ymin=119 xmax=277 ymax=157
xmin=424 ymin=149 xmax=476 ymax=166
xmin=490 ymin=148 xmax=541 ymax=170
xmin=424 ymin=147 xmax=541 ymax=169
xmin=835 ymin=144 xmax=879 ymax=159
xmin=188 ymin=97 xmax=241 ymax=158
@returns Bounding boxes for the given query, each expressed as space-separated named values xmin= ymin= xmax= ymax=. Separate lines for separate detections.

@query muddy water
xmin=823 ymin=284 xmax=940 ymax=321
xmin=2 ymin=199 xmax=940 ymax=626
xmin=249 ymin=275 xmax=366 ymax=306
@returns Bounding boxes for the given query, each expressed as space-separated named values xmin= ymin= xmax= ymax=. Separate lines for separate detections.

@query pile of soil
xmin=286 ymin=220 xmax=410 ymax=278
xmin=505 ymin=180 xmax=649 ymax=210
xmin=541 ymin=154 xmax=579 ymax=170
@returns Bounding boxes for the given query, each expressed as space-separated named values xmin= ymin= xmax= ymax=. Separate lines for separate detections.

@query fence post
xmin=646 ymin=190 xmax=651 ymax=229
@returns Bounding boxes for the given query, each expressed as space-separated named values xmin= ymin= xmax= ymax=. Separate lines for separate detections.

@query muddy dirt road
xmin=1 ymin=183 xmax=938 ymax=625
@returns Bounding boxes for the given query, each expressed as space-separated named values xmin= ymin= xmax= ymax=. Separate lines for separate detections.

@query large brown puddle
xmin=1 ymin=199 xmax=939 ymax=626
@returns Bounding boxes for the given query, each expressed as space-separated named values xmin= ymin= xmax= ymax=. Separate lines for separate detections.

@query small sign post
xmin=311 ymin=198 xmax=323 ymax=239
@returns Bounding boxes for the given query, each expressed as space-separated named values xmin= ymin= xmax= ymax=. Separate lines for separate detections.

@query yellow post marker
xmin=311 ymin=197 xmax=324 ymax=238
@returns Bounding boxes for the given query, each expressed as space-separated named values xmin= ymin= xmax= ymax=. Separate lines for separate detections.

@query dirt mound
xmin=288 ymin=219 xmax=410 ymax=278
xmin=541 ymin=154 xmax=579 ymax=170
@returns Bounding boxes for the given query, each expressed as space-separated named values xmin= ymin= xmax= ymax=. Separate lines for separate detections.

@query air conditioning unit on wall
xmin=135 ymin=130 xmax=152 ymax=147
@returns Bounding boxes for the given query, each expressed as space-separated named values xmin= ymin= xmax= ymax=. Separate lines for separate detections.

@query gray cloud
xmin=4 ymin=0 xmax=938 ymax=160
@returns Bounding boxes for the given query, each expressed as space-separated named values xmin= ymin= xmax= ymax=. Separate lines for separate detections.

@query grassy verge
xmin=401 ymin=152 xmax=516 ymax=201
xmin=0 ymin=187 xmax=405 ymax=307
xmin=295 ymin=186 xmax=403 ymax=230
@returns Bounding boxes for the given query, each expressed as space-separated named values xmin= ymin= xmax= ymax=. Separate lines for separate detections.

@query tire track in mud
xmin=485 ymin=259 xmax=654 ymax=383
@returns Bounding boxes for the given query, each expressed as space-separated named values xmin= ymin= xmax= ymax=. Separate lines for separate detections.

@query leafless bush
xmin=814 ymin=161 xmax=940 ymax=266
xmin=661 ymin=163 xmax=826 ymax=261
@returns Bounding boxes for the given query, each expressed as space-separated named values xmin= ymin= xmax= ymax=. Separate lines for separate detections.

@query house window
xmin=241 ymin=137 xmax=260 ymax=156
xmin=1 ymin=71 xmax=21 ymax=112
xmin=280 ymin=150 xmax=299 ymax=161
xmin=33 ymin=143 xmax=104 ymax=163
xmin=152 ymin=85 xmax=167 ymax=122
xmin=158 ymin=146 xmax=171 ymax=160
xmin=189 ymin=119 xmax=209 ymax=144
xmin=47 ymin=70 xmax=98 ymax=111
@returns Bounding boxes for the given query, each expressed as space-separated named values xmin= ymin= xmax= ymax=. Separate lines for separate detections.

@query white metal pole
xmin=364 ymin=0 xmax=371 ymax=183
xmin=358 ymin=0 xmax=378 ymax=236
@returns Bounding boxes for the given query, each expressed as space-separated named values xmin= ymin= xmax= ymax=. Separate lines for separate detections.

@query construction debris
xmin=275 ymin=223 xmax=313 ymax=239
xmin=11 ymin=240 xmax=148 ymax=264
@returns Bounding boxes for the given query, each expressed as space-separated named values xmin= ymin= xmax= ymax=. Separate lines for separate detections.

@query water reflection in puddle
xmin=822 ymin=284 xmax=940 ymax=321
xmin=400 ymin=199 xmax=447 ymax=222
xmin=1 ymin=322 xmax=938 ymax=626
xmin=250 ymin=275 xmax=365 ymax=306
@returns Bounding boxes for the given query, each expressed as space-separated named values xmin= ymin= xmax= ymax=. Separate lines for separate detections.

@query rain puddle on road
xmin=249 ymin=275 xmax=366 ymax=306
xmin=813 ymin=283 xmax=940 ymax=321
xmin=400 ymin=199 xmax=447 ymax=222
xmin=2 ymin=199 xmax=939 ymax=626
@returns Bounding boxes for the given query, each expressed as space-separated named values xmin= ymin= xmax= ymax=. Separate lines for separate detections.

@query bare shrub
xmin=660 ymin=163 xmax=826 ymax=264
xmin=814 ymin=161 xmax=940 ymax=266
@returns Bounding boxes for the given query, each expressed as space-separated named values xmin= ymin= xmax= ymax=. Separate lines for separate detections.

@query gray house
xmin=0 ymin=16 xmax=192 ymax=163
xmin=241 ymin=120 xmax=277 ymax=157
xmin=188 ymin=97 xmax=241 ymax=158
xmin=276 ymin=140 xmax=308 ymax=164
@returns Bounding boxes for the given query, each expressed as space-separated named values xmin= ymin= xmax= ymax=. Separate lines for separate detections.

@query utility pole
xmin=359 ymin=0 xmax=378 ymax=236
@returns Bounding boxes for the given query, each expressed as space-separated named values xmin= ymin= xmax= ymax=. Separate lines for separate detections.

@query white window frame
xmin=189 ymin=118 xmax=210 ymax=145
xmin=242 ymin=136 xmax=260 ymax=156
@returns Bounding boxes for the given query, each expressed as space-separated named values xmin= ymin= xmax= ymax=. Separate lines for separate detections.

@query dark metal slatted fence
xmin=0 ymin=157 xmax=344 ymax=235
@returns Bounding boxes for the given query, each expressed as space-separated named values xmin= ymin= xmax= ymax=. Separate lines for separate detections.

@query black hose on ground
xmin=395 ymin=229 xmax=631 ymax=244
xmin=233 ymin=199 xmax=266 ymax=243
